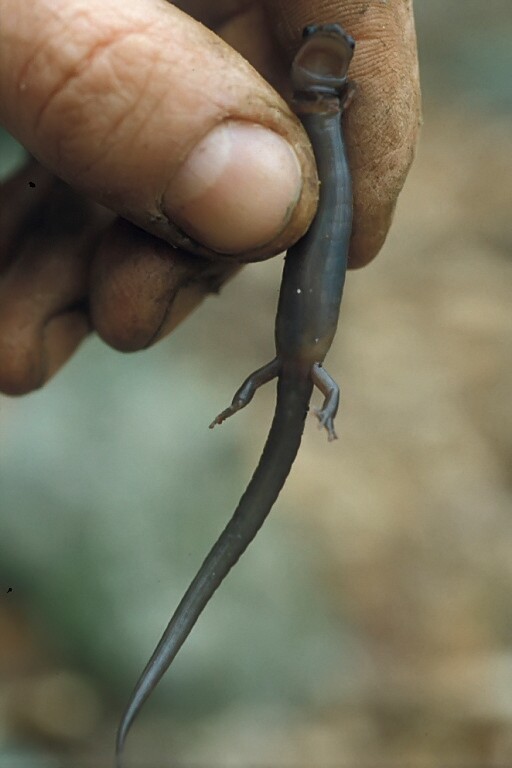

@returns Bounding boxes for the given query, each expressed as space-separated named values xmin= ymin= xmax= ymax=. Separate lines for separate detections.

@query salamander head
xmin=292 ymin=24 xmax=355 ymax=99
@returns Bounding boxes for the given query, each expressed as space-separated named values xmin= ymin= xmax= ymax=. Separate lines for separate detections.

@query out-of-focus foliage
xmin=1 ymin=3 xmax=511 ymax=766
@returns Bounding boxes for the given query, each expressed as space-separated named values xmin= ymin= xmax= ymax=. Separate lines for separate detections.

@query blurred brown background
xmin=1 ymin=2 xmax=511 ymax=766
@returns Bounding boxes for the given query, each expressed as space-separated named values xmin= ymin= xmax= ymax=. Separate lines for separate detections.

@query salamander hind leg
xmin=311 ymin=363 xmax=340 ymax=442
xmin=209 ymin=357 xmax=281 ymax=428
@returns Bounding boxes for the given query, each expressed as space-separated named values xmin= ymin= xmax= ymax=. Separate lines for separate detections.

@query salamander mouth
xmin=291 ymin=24 xmax=355 ymax=98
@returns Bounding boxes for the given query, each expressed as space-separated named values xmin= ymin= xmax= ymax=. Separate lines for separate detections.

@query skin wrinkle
xmin=42 ymin=309 xmax=90 ymax=376
xmin=35 ymin=30 xmax=157 ymax=172
xmin=9 ymin=8 xmax=138 ymax=134
xmin=143 ymin=280 xmax=184 ymax=349
xmin=10 ymin=4 xmax=69 ymax=105
xmin=71 ymin=60 xmax=155 ymax=180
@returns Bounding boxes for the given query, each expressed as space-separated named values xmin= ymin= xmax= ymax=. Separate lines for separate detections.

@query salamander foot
xmin=210 ymin=358 xmax=281 ymax=428
xmin=311 ymin=363 xmax=340 ymax=441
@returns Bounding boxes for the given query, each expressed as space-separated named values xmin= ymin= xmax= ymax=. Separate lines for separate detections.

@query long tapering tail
xmin=116 ymin=373 xmax=313 ymax=766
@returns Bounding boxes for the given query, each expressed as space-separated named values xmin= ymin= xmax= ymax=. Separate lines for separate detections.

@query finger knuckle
xmin=0 ymin=332 xmax=42 ymax=395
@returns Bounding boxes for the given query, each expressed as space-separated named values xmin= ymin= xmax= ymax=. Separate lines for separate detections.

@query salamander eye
xmin=303 ymin=25 xmax=319 ymax=39
xmin=293 ymin=25 xmax=355 ymax=96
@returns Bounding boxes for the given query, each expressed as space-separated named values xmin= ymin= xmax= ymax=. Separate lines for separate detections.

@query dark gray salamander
xmin=116 ymin=23 xmax=355 ymax=766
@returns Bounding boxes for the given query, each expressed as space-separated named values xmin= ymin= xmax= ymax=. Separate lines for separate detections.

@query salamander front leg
xmin=311 ymin=363 xmax=340 ymax=441
xmin=210 ymin=358 xmax=281 ymax=428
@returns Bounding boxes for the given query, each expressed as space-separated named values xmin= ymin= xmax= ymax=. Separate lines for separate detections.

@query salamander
xmin=116 ymin=23 xmax=355 ymax=766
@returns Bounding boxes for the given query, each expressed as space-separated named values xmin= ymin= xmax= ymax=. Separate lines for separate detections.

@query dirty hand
xmin=0 ymin=0 xmax=420 ymax=395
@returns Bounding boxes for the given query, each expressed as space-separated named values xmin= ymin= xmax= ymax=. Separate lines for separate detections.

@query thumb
xmin=0 ymin=0 xmax=315 ymax=258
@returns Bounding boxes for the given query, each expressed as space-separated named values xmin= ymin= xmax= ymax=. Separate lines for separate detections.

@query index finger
xmin=265 ymin=0 xmax=421 ymax=267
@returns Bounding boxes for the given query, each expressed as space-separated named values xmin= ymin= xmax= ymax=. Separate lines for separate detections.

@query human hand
xmin=0 ymin=0 xmax=420 ymax=395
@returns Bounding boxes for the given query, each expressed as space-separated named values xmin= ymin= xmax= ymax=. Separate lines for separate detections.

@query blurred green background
xmin=1 ymin=3 xmax=511 ymax=766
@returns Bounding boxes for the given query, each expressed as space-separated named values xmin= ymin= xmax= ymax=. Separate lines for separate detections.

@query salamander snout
xmin=293 ymin=24 xmax=355 ymax=98
xmin=303 ymin=23 xmax=354 ymax=50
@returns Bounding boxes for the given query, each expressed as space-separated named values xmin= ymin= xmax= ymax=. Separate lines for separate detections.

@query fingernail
xmin=164 ymin=120 xmax=302 ymax=254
